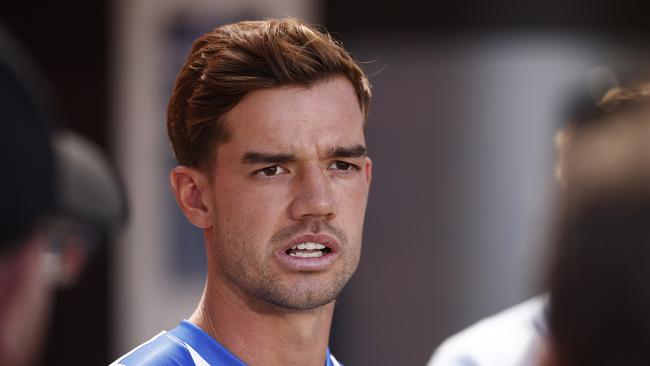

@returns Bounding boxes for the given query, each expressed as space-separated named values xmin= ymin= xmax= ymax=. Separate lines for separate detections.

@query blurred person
xmin=540 ymin=82 xmax=650 ymax=366
xmin=110 ymin=17 xmax=372 ymax=366
xmin=0 ymin=27 xmax=126 ymax=366
xmin=427 ymin=73 xmax=643 ymax=366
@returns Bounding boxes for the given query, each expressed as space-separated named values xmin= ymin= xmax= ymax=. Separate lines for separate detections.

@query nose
xmin=289 ymin=166 xmax=336 ymax=221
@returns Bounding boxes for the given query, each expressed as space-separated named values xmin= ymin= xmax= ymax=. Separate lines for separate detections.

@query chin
xmin=267 ymin=292 xmax=338 ymax=311
xmin=260 ymin=276 xmax=347 ymax=311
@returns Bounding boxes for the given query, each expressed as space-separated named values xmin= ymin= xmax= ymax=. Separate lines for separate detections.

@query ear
xmin=364 ymin=157 xmax=373 ymax=186
xmin=536 ymin=338 xmax=560 ymax=366
xmin=169 ymin=166 xmax=213 ymax=229
xmin=554 ymin=127 xmax=573 ymax=188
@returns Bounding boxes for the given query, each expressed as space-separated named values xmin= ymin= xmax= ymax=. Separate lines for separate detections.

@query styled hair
xmin=598 ymin=81 xmax=650 ymax=111
xmin=167 ymin=17 xmax=371 ymax=170
xmin=554 ymin=81 xmax=650 ymax=187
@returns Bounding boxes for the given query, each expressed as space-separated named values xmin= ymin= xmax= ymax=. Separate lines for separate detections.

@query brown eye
xmin=336 ymin=161 xmax=351 ymax=170
xmin=262 ymin=166 xmax=277 ymax=175
xmin=328 ymin=161 xmax=358 ymax=172
xmin=255 ymin=165 xmax=286 ymax=176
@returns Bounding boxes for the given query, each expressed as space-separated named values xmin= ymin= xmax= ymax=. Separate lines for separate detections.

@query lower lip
xmin=274 ymin=250 xmax=339 ymax=272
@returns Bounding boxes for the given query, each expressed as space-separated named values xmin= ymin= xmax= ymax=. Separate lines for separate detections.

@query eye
xmin=328 ymin=161 xmax=359 ymax=172
xmin=254 ymin=165 xmax=287 ymax=177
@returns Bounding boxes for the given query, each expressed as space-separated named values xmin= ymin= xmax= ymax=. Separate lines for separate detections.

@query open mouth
xmin=277 ymin=234 xmax=339 ymax=271
xmin=285 ymin=242 xmax=332 ymax=258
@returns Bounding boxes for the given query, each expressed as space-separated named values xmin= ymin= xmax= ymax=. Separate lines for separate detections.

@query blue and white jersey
xmin=111 ymin=320 xmax=342 ymax=366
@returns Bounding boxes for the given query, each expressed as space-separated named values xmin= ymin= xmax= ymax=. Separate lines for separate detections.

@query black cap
xmin=0 ymin=27 xmax=128 ymax=254
xmin=0 ymin=27 xmax=55 ymax=251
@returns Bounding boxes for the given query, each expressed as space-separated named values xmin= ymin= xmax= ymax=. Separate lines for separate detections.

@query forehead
xmin=219 ymin=76 xmax=365 ymax=154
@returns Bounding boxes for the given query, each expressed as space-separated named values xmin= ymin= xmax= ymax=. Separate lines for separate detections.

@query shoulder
xmin=329 ymin=351 xmax=344 ymax=366
xmin=110 ymin=332 xmax=200 ymax=366
xmin=427 ymin=296 xmax=547 ymax=366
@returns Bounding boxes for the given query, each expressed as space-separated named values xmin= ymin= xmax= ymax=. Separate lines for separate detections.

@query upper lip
xmin=281 ymin=234 xmax=340 ymax=254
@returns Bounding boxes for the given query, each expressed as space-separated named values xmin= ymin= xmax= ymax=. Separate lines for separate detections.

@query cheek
xmin=338 ymin=179 xmax=370 ymax=215
xmin=335 ymin=183 xmax=370 ymax=241
xmin=214 ymin=184 xmax=288 ymax=239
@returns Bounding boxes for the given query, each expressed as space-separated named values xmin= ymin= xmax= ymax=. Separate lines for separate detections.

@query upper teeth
xmin=291 ymin=242 xmax=326 ymax=250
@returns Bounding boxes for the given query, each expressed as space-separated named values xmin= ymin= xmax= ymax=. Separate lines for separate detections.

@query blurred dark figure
xmin=0 ymin=27 xmax=126 ymax=366
xmin=427 ymin=69 xmax=625 ymax=366
xmin=542 ymin=82 xmax=650 ymax=366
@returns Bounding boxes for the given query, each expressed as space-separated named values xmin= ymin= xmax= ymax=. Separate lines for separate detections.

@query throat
xmin=194 ymin=291 xmax=336 ymax=366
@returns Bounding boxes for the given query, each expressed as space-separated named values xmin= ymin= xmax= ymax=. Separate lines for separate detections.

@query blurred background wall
xmin=2 ymin=0 xmax=649 ymax=364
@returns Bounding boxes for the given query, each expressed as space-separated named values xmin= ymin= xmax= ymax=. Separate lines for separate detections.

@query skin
xmin=171 ymin=76 xmax=372 ymax=366
xmin=0 ymin=235 xmax=50 ymax=366
xmin=537 ymin=339 xmax=575 ymax=366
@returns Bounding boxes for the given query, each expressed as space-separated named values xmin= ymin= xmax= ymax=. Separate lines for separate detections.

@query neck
xmin=189 ymin=277 xmax=335 ymax=366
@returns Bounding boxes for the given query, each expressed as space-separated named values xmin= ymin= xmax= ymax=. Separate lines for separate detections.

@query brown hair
xmin=167 ymin=17 xmax=371 ymax=170
xmin=598 ymin=81 xmax=650 ymax=111
xmin=554 ymin=81 xmax=650 ymax=186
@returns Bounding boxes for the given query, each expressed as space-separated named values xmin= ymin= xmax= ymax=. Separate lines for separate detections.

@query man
xmin=111 ymin=17 xmax=372 ymax=366
xmin=0 ymin=27 xmax=126 ymax=366
xmin=0 ymin=27 xmax=56 ymax=366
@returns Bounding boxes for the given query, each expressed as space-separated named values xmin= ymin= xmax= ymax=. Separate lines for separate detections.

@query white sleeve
xmin=426 ymin=296 xmax=547 ymax=366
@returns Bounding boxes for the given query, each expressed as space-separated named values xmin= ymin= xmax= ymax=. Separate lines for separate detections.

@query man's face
xmin=206 ymin=76 xmax=371 ymax=310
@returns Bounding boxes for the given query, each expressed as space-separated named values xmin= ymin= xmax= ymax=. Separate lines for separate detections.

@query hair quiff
xmin=167 ymin=17 xmax=371 ymax=169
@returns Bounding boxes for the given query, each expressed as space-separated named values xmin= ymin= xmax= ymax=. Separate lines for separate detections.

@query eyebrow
xmin=327 ymin=145 xmax=367 ymax=158
xmin=241 ymin=144 xmax=367 ymax=164
xmin=241 ymin=151 xmax=296 ymax=164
